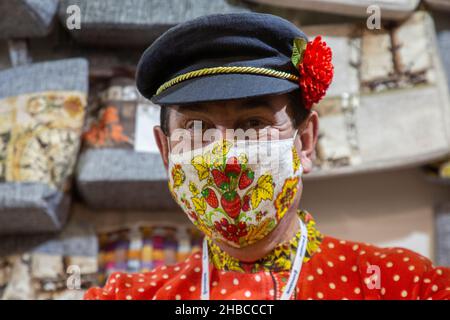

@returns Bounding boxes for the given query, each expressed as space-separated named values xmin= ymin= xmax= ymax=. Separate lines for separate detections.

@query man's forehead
xmin=169 ymin=95 xmax=290 ymax=116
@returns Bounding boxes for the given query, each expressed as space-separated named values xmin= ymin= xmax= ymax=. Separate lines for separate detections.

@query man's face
xmin=154 ymin=93 xmax=319 ymax=175
xmin=154 ymin=93 xmax=319 ymax=252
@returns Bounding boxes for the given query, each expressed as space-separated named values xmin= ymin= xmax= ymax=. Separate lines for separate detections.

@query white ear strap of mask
xmin=293 ymin=129 xmax=299 ymax=140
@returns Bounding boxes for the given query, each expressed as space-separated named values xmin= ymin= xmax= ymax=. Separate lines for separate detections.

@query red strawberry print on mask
xmin=224 ymin=156 xmax=241 ymax=177
xmin=221 ymin=191 xmax=242 ymax=219
xmin=202 ymin=188 xmax=219 ymax=208
xmin=214 ymin=218 xmax=248 ymax=244
xmin=211 ymin=169 xmax=230 ymax=190
xmin=242 ymin=194 xmax=250 ymax=212
xmin=238 ymin=169 xmax=254 ymax=190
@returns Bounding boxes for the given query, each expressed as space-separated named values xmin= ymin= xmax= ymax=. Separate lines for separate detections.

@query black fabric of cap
xmin=136 ymin=12 xmax=308 ymax=105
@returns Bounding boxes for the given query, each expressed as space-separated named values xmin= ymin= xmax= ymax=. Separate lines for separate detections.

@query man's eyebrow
xmin=174 ymin=104 xmax=206 ymax=113
xmin=173 ymin=98 xmax=273 ymax=114
xmin=239 ymin=97 xmax=273 ymax=109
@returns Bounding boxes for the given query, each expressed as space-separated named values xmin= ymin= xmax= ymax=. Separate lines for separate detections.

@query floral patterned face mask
xmin=167 ymin=132 xmax=303 ymax=248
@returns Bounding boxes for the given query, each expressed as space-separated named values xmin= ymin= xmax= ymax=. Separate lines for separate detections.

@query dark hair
xmin=159 ymin=89 xmax=310 ymax=135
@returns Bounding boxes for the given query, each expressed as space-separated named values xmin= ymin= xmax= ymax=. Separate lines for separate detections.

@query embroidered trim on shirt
xmin=207 ymin=210 xmax=323 ymax=273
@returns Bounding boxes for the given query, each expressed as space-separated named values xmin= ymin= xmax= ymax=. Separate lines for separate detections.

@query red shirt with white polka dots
xmin=84 ymin=236 xmax=450 ymax=300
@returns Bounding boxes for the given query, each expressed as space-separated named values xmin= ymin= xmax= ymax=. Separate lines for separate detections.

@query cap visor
xmin=151 ymin=73 xmax=299 ymax=105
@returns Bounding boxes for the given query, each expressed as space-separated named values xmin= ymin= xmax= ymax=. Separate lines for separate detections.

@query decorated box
xmin=0 ymin=58 xmax=88 ymax=234
xmin=302 ymin=12 xmax=450 ymax=178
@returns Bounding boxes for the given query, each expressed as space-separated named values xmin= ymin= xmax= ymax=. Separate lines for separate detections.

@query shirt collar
xmin=207 ymin=210 xmax=323 ymax=273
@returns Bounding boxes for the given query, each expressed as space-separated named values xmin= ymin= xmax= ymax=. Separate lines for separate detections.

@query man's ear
xmin=154 ymin=126 xmax=169 ymax=171
xmin=296 ymin=110 xmax=319 ymax=174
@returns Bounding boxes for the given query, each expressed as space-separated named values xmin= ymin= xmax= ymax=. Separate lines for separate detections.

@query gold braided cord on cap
xmin=155 ymin=66 xmax=299 ymax=96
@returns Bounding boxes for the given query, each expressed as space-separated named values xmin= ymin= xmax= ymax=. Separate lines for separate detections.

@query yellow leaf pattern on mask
xmin=250 ymin=174 xmax=274 ymax=208
xmin=275 ymin=177 xmax=299 ymax=220
xmin=242 ymin=218 xmax=274 ymax=245
xmin=210 ymin=140 xmax=231 ymax=169
xmin=212 ymin=140 xmax=232 ymax=157
xmin=238 ymin=153 xmax=248 ymax=165
xmin=171 ymin=164 xmax=185 ymax=188
xmin=191 ymin=155 xmax=210 ymax=180
xmin=196 ymin=218 xmax=213 ymax=238
xmin=191 ymin=197 xmax=206 ymax=215
xmin=189 ymin=181 xmax=200 ymax=196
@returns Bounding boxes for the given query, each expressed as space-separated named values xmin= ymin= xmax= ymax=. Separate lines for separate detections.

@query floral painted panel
xmin=0 ymin=91 xmax=86 ymax=190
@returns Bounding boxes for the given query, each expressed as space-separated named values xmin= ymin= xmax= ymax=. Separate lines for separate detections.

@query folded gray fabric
xmin=0 ymin=218 xmax=97 ymax=257
xmin=0 ymin=59 xmax=88 ymax=95
xmin=58 ymin=0 xmax=249 ymax=46
xmin=0 ymin=0 xmax=59 ymax=39
xmin=0 ymin=58 xmax=88 ymax=235
xmin=0 ymin=184 xmax=70 ymax=235
xmin=76 ymin=149 xmax=176 ymax=209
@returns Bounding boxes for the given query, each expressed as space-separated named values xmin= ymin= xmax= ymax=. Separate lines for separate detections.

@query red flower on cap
xmin=292 ymin=36 xmax=334 ymax=110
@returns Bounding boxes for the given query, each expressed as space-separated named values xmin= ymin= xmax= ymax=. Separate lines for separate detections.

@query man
xmin=85 ymin=13 xmax=450 ymax=300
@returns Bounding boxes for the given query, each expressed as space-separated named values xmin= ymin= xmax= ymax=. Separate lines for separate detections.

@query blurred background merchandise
xmin=0 ymin=0 xmax=449 ymax=299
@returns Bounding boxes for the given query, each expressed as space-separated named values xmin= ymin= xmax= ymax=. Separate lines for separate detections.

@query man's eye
xmin=185 ymin=120 xmax=203 ymax=130
xmin=185 ymin=120 xmax=214 ymax=133
xmin=240 ymin=118 xmax=268 ymax=130
xmin=185 ymin=121 xmax=195 ymax=130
